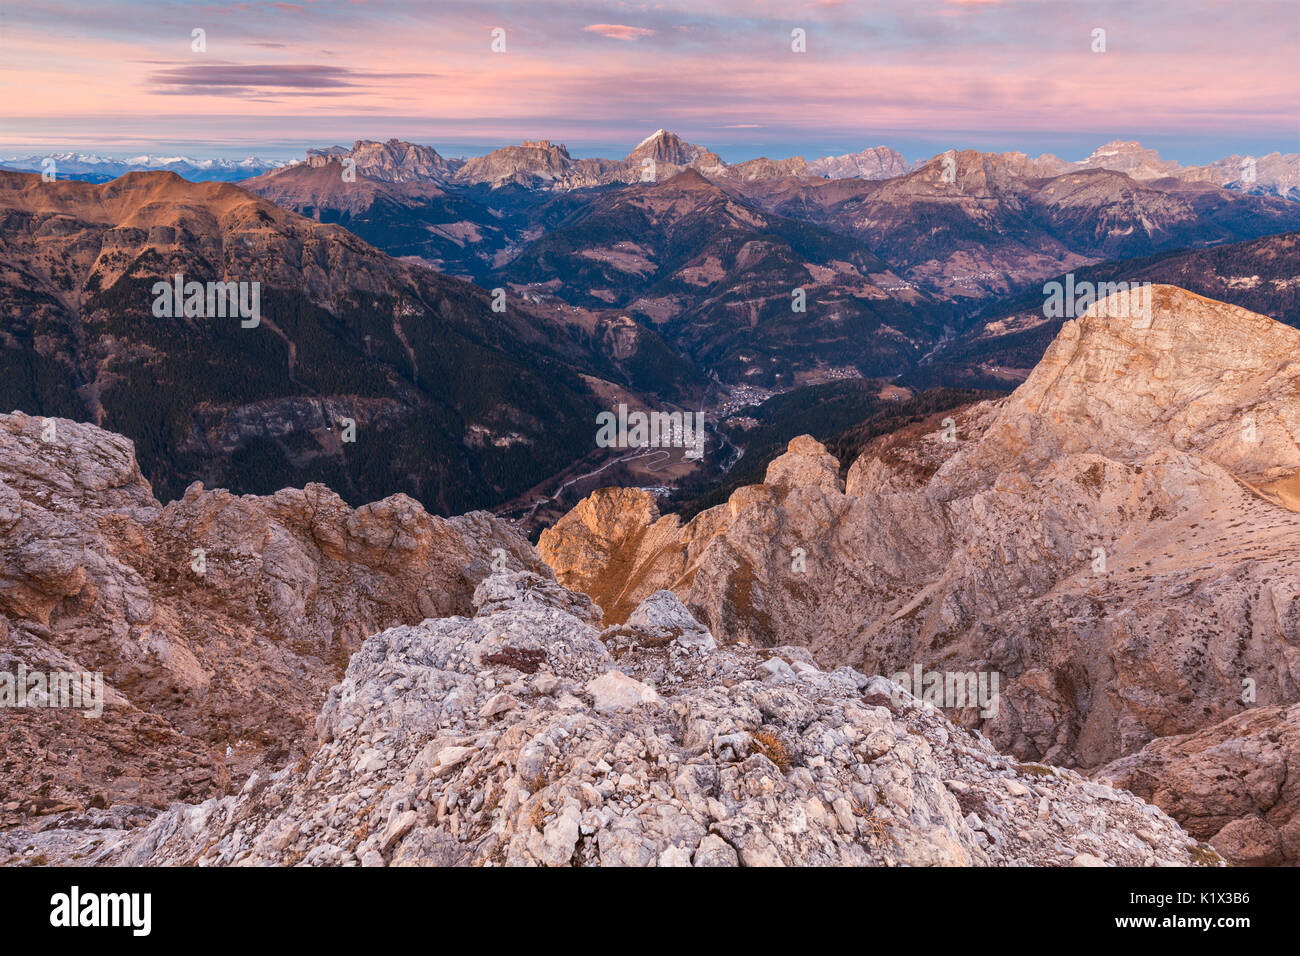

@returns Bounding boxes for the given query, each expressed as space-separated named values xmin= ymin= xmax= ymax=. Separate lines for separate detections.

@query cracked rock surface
xmin=4 ymin=574 xmax=1213 ymax=867
xmin=0 ymin=411 xmax=543 ymax=825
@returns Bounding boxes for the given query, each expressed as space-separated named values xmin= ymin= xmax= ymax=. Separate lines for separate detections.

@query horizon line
xmin=4 ymin=132 xmax=1298 ymax=171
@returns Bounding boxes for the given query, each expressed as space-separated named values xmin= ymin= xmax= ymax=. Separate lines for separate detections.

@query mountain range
xmin=0 ymin=152 xmax=286 ymax=183
xmin=0 ymin=169 xmax=699 ymax=516
xmin=242 ymin=134 xmax=1300 ymax=302
xmin=3 ymin=128 xmax=1298 ymax=532
xmin=3 ymin=284 xmax=1296 ymax=867
xmin=13 ymin=135 xmax=1296 ymax=199
xmin=3 ymin=117 xmax=1300 ymax=869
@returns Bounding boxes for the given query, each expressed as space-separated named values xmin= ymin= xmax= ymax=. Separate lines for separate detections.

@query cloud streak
xmin=146 ymin=63 xmax=435 ymax=97
xmin=583 ymin=24 xmax=655 ymax=40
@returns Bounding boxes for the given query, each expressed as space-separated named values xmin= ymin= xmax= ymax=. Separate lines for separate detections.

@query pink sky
xmin=3 ymin=0 xmax=1298 ymax=162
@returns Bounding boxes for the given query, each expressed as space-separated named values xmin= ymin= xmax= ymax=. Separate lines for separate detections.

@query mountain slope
xmin=539 ymin=288 xmax=1300 ymax=804
xmin=745 ymin=151 xmax=1300 ymax=299
xmin=0 ymin=169 xmax=612 ymax=513
xmin=913 ymin=231 xmax=1300 ymax=388
xmin=240 ymin=161 xmax=515 ymax=280
xmin=495 ymin=169 xmax=954 ymax=385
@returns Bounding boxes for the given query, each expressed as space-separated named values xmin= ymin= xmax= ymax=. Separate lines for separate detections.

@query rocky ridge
xmin=2 ymin=574 xmax=1214 ymax=867
xmin=538 ymin=287 xmax=1300 ymax=861
xmin=452 ymin=132 xmax=729 ymax=191
xmin=807 ymin=146 xmax=913 ymax=180
xmin=1076 ymin=141 xmax=1300 ymax=200
xmin=305 ymin=139 xmax=457 ymax=184
xmin=0 ymin=411 xmax=544 ymax=825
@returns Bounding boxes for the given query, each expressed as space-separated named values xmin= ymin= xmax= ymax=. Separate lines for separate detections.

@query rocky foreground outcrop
xmin=539 ymin=286 xmax=1300 ymax=860
xmin=1 ymin=574 xmax=1215 ymax=867
xmin=0 ymin=412 xmax=543 ymax=825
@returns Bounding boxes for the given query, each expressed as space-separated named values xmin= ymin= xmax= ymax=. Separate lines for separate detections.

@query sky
xmin=2 ymin=0 xmax=1298 ymax=165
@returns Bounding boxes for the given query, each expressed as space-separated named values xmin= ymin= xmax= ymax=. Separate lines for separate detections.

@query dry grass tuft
xmin=1190 ymin=844 xmax=1224 ymax=867
xmin=750 ymin=728 xmax=791 ymax=773
xmin=852 ymin=802 xmax=898 ymax=848
xmin=1014 ymin=762 xmax=1055 ymax=777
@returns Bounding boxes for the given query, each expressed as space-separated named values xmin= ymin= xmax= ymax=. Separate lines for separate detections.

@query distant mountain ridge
xmin=737 ymin=149 xmax=1300 ymax=299
xmin=305 ymin=138 xmax=458 ymax=184
xmin=1073 ymin=140 xmax=1300 ymax=200
xmin=0 ymin=151 xmax=285 ymax=183
xmin=911 ymin=231 xmax=1300 ymax=390
xmin=807 ymin=145 xmax=913 ymax=180
xmin=12 ymin=134 xmax=1297 ymax=200
xmin=804 ymin=139 xmax=1299 ymax=200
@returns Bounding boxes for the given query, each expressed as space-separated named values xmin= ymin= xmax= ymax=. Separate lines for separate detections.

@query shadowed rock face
xmin=1098 ymin=703 xmax=1300 ymax=866
xmin=8 ymin=575 xmax=1210 ymax=868
xmin=0 ymin=411 xmax=547 ymax=825
xmin=540 ymin=287 xmax=1300 ymax=776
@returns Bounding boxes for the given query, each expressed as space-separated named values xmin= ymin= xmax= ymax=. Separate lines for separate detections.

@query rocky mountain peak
xmin=764 ymin=435 xmax=842 ymax=493
xmin=536 ymin=286 xmax=1300 ymax=867
xmin=304 ymin=138 xmax=452 ymax=183
xmin=807 ymin=145 xmax=912 ymax=180
xmin=625 ymin=129 xmax=724 ymax=170
xmin=965 ymin=285 xmax=1300 ymax=486
xmin=1077 ymin=140 xmax=1180 ymax=179
xmin=453 ymin=139 xmax=578 ymax=187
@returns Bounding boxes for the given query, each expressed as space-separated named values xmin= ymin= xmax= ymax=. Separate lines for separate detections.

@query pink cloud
xmin=583 ymin=24 xmax=655 ymax=41
xmin=1 ymin=0 xmax=1294 ymax=157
